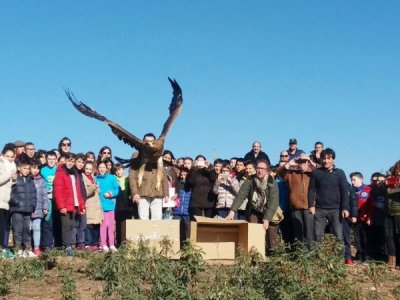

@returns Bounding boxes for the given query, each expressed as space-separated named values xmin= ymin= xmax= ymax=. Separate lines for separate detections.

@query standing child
xmin=82 ymin=161 xmax=102 ymax=250
xmin=10 ymin=158 xmax=37 ymax=257
xmin=173 ymin=167 xmax=192 ymax=243
xmin=114 ymin=163 xmax=133 ymax=246
xmin=53 ymin=153 xmax=86 ymax=256
xmin=96 ymin=161 xmax=119 ymax=252
xmin=40 ymin=150 xmax=58 ymax=249
xmin=30 ymin=161 xmax=49 ymax=256
xmin=213 ymin=164 xmax=240 ymax=218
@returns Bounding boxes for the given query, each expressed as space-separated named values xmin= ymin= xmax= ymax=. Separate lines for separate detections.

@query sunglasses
xmin=62 ymin=142 xmax=71 ymax=147
xmin=280 ymin=155 xmax=289 ymax=157
xmin=102 ymin=151 xmax=111 ymax=155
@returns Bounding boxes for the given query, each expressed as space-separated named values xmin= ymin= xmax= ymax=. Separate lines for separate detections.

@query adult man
xmin=287 ymin=138 xmax=304 ymax=161
xmin=277 ymin=150 xmax=290 ymax=167
xmin=226 ymin=159 xmax=279 ymax=248
xmin=14 ymin=140 xmax=25 ymax=159
xmin=279 ymin=153 xmax=315 ymax=249
xmin=310 ymin=141 xmax=324 ymax=168
xmin=308 ymin=148 xmax=349 ymax=243
xmin=243 ymin=141 xmax=271 ymax=166
xmin=130 ymin=133 xmax=168 ymax=220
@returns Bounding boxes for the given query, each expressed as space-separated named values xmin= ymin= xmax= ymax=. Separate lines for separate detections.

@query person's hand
xmin=263 ymin=219 xmax=269 ymax=231
xmin=132 ymin=194 xmax=140 ymax=203
xmin=60 ymin=208 xmax=67 ymax=215
xmin=172 ymin=193 xmax=178 ymax=201
xmin=342 ymin=210 xmax=349 ymax=218
xmin=43 ymin=209 xmax=48 ymax=215
xmin=309 ymin=207 xmax=315 ymax=215
xmin=366 ymin=219 xmax=371 ymax=226
xmin=81 ymin=209 xmax=86 ymax=215
xmin=225 ymin=211 xmax=235 ymax=220
xmin=11 ymin=172 xmax=17 ymax=181
xmin=351 ymin=217 xmax=357 ymax=223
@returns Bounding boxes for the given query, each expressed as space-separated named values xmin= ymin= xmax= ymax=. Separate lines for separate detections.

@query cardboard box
xmin=121 ymin=219 xmax=180 ymax=258
xmin=190 ymin=216 xmax=265 ymax=260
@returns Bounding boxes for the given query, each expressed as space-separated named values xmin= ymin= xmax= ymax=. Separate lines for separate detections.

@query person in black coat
xmin=243 ymin=141 xmax=271 ymax=166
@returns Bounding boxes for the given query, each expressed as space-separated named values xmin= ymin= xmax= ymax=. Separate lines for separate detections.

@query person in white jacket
xmin=213 ymin=164 xmax=240 ymax=218
xmin=0 ymin=144 xmax=17 ymax=258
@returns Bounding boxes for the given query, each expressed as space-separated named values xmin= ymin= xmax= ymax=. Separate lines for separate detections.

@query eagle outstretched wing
xmin=65 ymin=89 xmax=143 ymax=150
xmin=159 ymin=78 xmax=183 ymax=141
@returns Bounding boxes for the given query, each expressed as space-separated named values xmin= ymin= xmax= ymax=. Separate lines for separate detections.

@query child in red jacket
xmin=53 ymin=153 xmax=85 ymax=256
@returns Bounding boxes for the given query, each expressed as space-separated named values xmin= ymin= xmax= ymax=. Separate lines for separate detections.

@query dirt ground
xmin=3 ymin=257 xmax=400 ymax=299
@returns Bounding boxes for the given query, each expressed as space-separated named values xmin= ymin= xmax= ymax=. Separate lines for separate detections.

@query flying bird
xmin=65 ymin=78 xmax=183 ymax=190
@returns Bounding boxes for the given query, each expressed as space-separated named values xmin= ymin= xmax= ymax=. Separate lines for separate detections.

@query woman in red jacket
xmin=53 ymin=153 xmax=85 ymax=256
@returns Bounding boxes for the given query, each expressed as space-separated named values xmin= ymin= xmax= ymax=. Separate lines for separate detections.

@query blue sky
xmin=1 ymin=1 xmax=399 ymax=179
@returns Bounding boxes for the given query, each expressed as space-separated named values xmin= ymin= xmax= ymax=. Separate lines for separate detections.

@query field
xmin=2 ymin=236 xmax=400 ymax=300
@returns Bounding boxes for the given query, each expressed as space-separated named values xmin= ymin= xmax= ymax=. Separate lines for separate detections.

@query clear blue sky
xmin=1 ymin=1 xmax=399 ymax=179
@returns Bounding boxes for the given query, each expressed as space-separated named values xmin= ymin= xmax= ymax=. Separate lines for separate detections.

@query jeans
xmin=31 ymin=218 xmax=42 ymax=248
xmin=100 ymin=211 xmax=115 ymax=247
xmin=86 ymin=224 xmax=100 ymax=246
xmin=342 ymin=218 xmax=352 ymax=259
xmin=314 ymin=208 xmax=343 ymax=242
xmin=353 ymin=222 xmax=371 ymax=259
xmin=291 ymin=209 xmax=314 ymax=249
xmin=138 ymin=198 xmax=162 ymax=220
xmin=11 ymin=212 xmax=32 ymax=249
xmin=41 ymin=216 xmax=54 ymax=250
xmin=0 ymin=209 xmax=8 ymax=249
xmin=71 ymin=213 xmax=86 ymax=246
xmin=173 ymin=215 xmax=191 ymax=243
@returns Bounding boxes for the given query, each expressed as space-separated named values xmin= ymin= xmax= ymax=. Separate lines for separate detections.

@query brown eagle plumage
xmin=65 ymin=78 xmax=183 ymax=190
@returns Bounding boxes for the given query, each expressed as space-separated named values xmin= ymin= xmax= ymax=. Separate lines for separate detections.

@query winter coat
xmin=174 ymin=181 xmax=191 ymax=216
xmin=32 ymin=175 xmax=49 ymax=218
xmin=213 ymin=176 xmax=240 ymax=209
xmin=243 ymin=150 xmax=271 ymax=166
xmin=230 ymin=176 xmax=279 ymax=221
xmin=82 ymin=173 xmax=103 ymax=224
xmin=187 ymin=167 xmax=215 ymax=209
xmin=129 ymin=155 xmax=169 ymax=198
xmin=281 ymin=168 xmax=312 ymax=210
xmin=96 ymin=173 xmax=120 ymax=212
xmin=0 ymin=157 xmax=17 ymax=210
xmin=9 ymin=175 xmax=37 ymax=213
xmin=53 ymin=165 xmax=85 ymax=213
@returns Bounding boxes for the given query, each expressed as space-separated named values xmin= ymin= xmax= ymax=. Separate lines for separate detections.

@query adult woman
xmin=385 ymin=160 xmax=400 ymax=268
xmin=187 ymin=155 xmax=215 ymax=219
xmin=0 ymin=144 xmax=17 ymax=258
xmin=97 ymin=146 xmax=113 ymax=165
xmin=58 ymin=137 xmax=72 ymax=156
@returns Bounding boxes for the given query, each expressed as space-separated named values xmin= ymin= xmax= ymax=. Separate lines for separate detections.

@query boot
xmin=388 ymin=256 xmax=396 ymax=269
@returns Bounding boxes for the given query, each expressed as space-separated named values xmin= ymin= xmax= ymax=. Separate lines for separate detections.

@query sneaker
xmin=109 ymin=245 xmax=118 ymax=253
xmin=25 ymin=250 xmax=37 ymax=258
xmin=1 ymin=249 xmax=15 ymax=259
xmin=66 ymin=247 xmax=74 ymax=257
xmin=102 ymin=245 xmax=110 ymax=253
xmin=90 ymin=245 xmax=99 ymax=251
xmin=16 ymin=249 xmax=26 ymax=258
xmin=33 ymin=247 xmax=41 ymax=257
xmin=345 ymin=258 xmax=353 ymax=266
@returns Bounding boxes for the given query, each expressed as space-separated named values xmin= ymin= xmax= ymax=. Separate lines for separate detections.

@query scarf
xmin=252 ymin=175 xmax=269 ymax=213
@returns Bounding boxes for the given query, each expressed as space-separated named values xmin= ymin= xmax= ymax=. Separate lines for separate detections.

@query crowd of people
xmin=0 ymin=136 xmax=399 ymax=269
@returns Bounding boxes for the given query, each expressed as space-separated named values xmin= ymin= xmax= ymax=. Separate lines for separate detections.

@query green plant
xmin=0 ymin=259 xmax=12 ymax=296
xmin=59 ymin=268 xmax=80 ymax=300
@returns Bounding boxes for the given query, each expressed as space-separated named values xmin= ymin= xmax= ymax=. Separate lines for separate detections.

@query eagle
xmin=65 ymin=78 xmax=183 ymax=190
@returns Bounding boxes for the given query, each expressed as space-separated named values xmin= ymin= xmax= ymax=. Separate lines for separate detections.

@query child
xmin=30 ymin=161 xmax=49 ymax=256
xmin=71 ymin=153 xmax=87 ymax=250
xmin=10 ymin=158 xmax=37 ymax=257
xmin=40 ymin=150 xmax=58 ymax=249
xmin=82 ymin=161 xmax=102 ymax=250
xmin=0 ymin=144 xmax=17 ymax=258
xmin=53 ymin=153 xmax=86 ymax=256
xmin=96 ymin=161 xmax=119 ymax=252
xmin=212 ymin=164 xmax=240 ymax=218
xmin=114 ymin=163 xmax=133 ymax=246
xmin=173 ymin=167 xmax=191 ymax=243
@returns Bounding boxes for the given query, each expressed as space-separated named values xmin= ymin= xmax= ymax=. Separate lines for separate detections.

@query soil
xmin=3 ymin=257 xmax=400 ymax=299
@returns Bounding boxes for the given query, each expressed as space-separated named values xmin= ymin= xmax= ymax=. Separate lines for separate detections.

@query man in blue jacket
xmin=308 ymin=148 xmax=349 ymax=243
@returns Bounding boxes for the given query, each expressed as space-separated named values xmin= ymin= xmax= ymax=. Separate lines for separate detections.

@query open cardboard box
xmin=121 ymin=219 xmax=180 ymax=259
xmin=190 ymin=216 xmax=265 ymax=260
